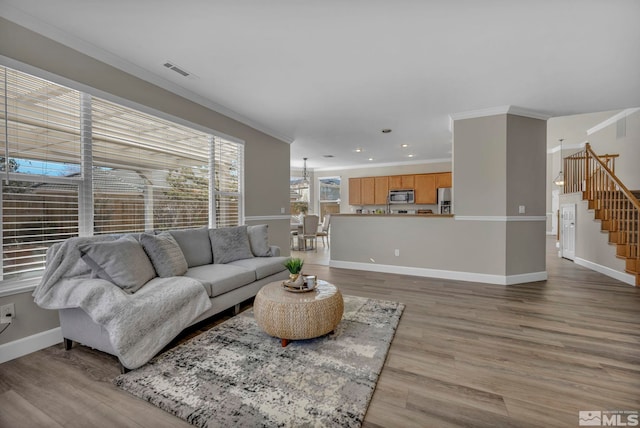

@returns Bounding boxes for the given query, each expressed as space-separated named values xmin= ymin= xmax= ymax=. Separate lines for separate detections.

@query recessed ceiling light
xmin=401 ymin=144 xmax=409 ymax=148
xmin=355 ymin=148 xmax=362 ymax=153
xmin=408 ymin=154 xmax=414 ymax=158
xmin=323 ymin=154 xmax=335 ymax=158
xmin=381 ymin=129 xmax=392 ymax=134
xmin=368 ymin=157 xmax=374 ymax=161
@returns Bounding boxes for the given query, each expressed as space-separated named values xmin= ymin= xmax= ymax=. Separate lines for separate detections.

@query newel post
xmin=585 ymin=143 xmax=591 ymax=199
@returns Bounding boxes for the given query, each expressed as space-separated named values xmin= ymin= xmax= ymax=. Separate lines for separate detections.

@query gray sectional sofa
xmin=33 ymin=224 xmax=289 ymax=371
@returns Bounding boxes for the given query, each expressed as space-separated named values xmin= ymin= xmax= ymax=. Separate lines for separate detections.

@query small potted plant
xmin=284 ymin=258 xmax=304 ymax=286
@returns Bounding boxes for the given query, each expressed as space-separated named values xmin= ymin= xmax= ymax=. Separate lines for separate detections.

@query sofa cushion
xmin=209 ymin=225 xmax=254 ymax=264
xmin=227 ymin=256 xmax=289 ymax=280
xmin=184 ymin=264 xmax=256 ymax=298
xmin=168 ymin=227 xmax=213 ymax=267
xmin=247 ymin=224 xmax=272 ymax=257
xmin=140 ymin=232 xmax=188 ymax=277
xmin=78 ymin=235 xmax=156 ymax=293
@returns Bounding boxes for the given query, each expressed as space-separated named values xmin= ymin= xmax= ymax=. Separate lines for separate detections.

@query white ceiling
xmin=2 ymin=0 xmax=639 ymax=170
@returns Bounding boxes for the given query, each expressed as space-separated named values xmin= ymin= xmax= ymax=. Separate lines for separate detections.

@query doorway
xmin=560 ymin=203 xmax=576 ymax=260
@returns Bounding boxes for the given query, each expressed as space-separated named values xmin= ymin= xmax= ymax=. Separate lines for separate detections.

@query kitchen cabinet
xmin=414 ymin=174 xmax=437 ymax=204
xmin=349 ymin=177 xmax=362 ymax=205
xmin=351 ymin=172 xmax=451 ymax=205
xmin=435 ymin=172 xmax=452 ymax=188
xmin=374 ymin=176 xmax=389 ymax=204
xmin=361 ymin=177 xmax=375 ymax=205
xmin=389 ymin=174 xmax=415 ymax=190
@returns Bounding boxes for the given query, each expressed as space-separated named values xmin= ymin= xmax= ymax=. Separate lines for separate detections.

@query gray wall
xmin=0 ymin=18 xmax=290 ymax=345
xmin=331 ymin=216 xmax=507 ymax=275
xmin=454 ymin=115 xmax=507 ymax=216
xmin=506 ymin=115 xmax=547 ymax=217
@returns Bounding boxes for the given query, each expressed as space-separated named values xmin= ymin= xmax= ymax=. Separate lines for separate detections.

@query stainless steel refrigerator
xmin=437 ymin=187 xmax=452 ymax=214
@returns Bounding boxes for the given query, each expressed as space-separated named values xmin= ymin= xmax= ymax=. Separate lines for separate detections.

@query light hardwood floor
xmin=1 ymin=237 xmax=638 ymax=427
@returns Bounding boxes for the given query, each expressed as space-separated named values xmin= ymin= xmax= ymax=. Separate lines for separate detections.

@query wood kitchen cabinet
xmin=351 ymin=172 xmax=451 ymax=205
xmin=361 ymin=177 xmax=376 ymax=205
xmin=389 ymin=175 xmax=415 ymax=190
xmin=414 ymin=174 xmax=437 ymax=204
xmin=374 ymin=176 xmax=389 ymax=204
xmin=435 ymin=172 xmax=452 ymax=188
xmin=349 ymin=177 xmax=362 ymax=205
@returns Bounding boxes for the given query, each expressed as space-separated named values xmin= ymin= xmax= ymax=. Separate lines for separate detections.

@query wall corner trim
xmin=329 ymin=260 xmax=547 ymax=285
xmin=0 ymin=327 xmax=63 ymax=364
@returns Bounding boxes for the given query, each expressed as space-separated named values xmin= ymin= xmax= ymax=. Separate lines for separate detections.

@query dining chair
xmin=299 ymin=214 xmax=319 ymax=251
xmin=316 ymin=214 xmax=331 ymax=247
xmin=290 ymin=214 xmax=303 ymax=250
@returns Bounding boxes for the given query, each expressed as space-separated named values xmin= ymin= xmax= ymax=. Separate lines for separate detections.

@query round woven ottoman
xmin=254 ymin=280 xmax=344 ymax=347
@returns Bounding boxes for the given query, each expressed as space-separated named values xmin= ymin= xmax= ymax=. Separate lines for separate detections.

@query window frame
xmin=0 ymin=63 xmax=246 ymax=295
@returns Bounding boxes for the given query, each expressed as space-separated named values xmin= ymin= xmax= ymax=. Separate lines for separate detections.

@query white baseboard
xmin=0 ymin=327 xmax=63 ymax=364
xmin=574 ymin=257 xmax=636 ymax=286
xmin=329 ymin=260 xmax=547 ymax=285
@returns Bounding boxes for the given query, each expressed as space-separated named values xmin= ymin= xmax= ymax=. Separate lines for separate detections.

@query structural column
xmin=452 ymin=107 xmax=548 ymax=282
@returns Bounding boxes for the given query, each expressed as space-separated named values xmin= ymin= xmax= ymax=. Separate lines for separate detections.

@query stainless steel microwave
xmin=389 ymin=189 xmax=415 ymax=204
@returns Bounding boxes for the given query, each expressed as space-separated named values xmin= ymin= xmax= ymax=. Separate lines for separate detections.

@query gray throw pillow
xmin=247 ymin=224 xmax=272 ymax=257
xmin=209 ymin=225 xmax=254 ymax=264
xmin=168 ymin=227 xmax=213 ymax=267
xmin=140 ymin=232 xmax=188 ymax=277
xmin=78 ymin=235 xmax=156 ymax=293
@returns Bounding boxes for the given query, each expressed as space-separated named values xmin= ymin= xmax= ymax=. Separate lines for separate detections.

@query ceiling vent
xmin=163 ymin=61 xmax=191 ymax=77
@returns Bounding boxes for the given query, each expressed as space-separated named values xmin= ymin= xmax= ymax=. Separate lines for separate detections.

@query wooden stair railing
xmin=563 ymin=143 xmax=640 ymax=286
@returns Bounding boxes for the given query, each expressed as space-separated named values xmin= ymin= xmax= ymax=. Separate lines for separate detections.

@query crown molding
xmin=586 ymin=108 xmax=640 ymax=136
xmin=0 ymin=7 xmax=294 ymax=144
xmin=450 ymin=105 xmax=552 ymax=122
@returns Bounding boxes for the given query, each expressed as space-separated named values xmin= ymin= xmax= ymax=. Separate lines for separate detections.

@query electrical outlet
xmin=519 ymin=205 xmax=526 ymax=214
xmin=281 ymin=207 xmax=285 ymax=214
xmin=394 ymin=249 xmax=400 ymax=257
xmin=1 ymin=303 xmax=15 ymax=323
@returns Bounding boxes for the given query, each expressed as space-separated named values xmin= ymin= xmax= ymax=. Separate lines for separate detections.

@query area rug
xmin=114 ymin=295 xmax=404 ymax=428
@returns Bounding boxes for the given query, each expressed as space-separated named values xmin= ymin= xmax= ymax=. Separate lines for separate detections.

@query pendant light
xmin=553 ymin=138 xmax=565 ymax=186
xmin=302 ymin=157 xmax=310 ymax=186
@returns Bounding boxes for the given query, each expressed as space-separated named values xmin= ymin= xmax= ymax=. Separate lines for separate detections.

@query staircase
xmin=564 ymin=143 xmax=640 ymax=286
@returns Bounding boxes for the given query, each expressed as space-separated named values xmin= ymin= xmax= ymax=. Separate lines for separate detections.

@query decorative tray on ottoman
xmin=282 ymin=276 xmax=317 ymax=293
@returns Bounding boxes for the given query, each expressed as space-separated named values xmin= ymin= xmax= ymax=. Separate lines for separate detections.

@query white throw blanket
xmin=33 ymin=237 xmax=212 ymax=369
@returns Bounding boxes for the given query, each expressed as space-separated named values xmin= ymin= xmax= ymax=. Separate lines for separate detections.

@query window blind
xmin=1 ymin=67 xmax=81 ymax=281
xmin=214 ymin=137 xmax=243 ymax=227
xmin=0 ymin=66 xmax=245 ymax=286
xmin=0 ymin=67 xmax=82 ymax=177
xmin=91 ymin=97 xmax=211 ymax=234
xmin=2 ymin=180 xmax=78 ymax=281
